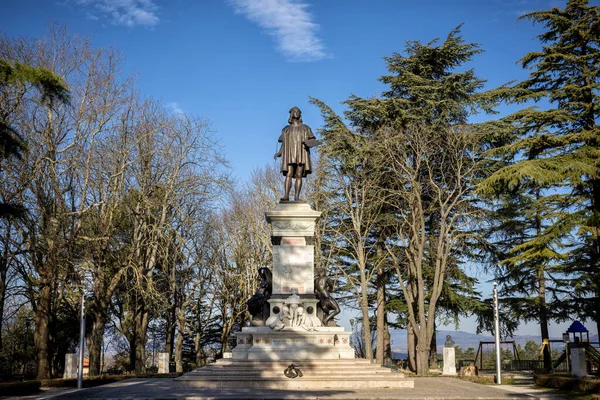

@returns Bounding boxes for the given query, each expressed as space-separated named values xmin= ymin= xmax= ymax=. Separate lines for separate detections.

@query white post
xmin=493 ymin=282 xmax=501 ymax=384
xmin=77 ymin=294 xmax=85 ymax=389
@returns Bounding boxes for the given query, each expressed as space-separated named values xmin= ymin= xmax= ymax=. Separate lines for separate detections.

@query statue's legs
xmin=294 ymin=165 xmax=304 ymax=200
xmin=282 ymin=165 xmax=294 ymax=200
xmin=323 ymin=299 xmax=341 ymax=326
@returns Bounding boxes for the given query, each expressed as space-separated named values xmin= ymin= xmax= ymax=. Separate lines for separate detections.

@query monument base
xmin=232 ymin=326 xmax=354 ymax=360
xmin=176 ymin=359 xmax=414 ymax=389
xmin=442 ymin=347 xmax=457 ymax=375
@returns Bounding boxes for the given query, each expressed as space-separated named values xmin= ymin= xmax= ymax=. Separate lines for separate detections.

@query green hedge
xmin=41 ymin=375 xmax=130 ymax=388
xmin=0 ymin=380 xmax=41 ymax=396
xmin=534 ymin=374 xmax=600 ymax=394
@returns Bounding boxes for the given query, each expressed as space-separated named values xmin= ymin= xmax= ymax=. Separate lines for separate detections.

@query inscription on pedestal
xmin=273 ymin=244 xmax=314 ymax=294
xmin=281 ymin=237 xmax=306 ymax=245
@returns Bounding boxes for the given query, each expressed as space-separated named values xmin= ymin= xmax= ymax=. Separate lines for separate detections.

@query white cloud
xmin=72 ymin=0 xmax=159 ymax=27
xmin=228 ymin=0 xmax=327 ymax=62
xmin=167 ymin=102 xmax=184 ymax=115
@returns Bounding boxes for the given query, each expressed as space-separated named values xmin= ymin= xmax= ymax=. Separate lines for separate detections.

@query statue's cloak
xmin=278 ymin=123 xmax=315 ymax=177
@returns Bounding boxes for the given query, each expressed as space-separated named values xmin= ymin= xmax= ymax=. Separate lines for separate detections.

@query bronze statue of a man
xmin=274 ymin=106 xmax=319 ymax=201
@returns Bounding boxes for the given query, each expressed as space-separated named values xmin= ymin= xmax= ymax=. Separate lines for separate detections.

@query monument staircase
xmin=177 ymin=358 xmax=413 ymax=389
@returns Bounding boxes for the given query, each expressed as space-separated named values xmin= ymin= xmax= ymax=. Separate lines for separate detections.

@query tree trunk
xmin=360 ymin=293 xmax=373 ymax=361
xmin=194 ymin=330 xmax=203 ymax=366
xmin=165 ymin=265 xmax=176 ymax=360
xmin=0 ymin=265 xmax=5 ymax=352
xmin=596 ymin=288 xmax=600 ymax=341
xmin=538 ymin=268 xmax=551 ymax=370
xmin=407 ymin=321 xmax=416 ymax=372
xmin=429 ymin=321 xmax=437 ymax=369
xmin=415 ymin=327 xmax=431 ymax=376
xmin=534 ymin=202 xmax=552 ymax=370
xmin=357 ymin=263 xmax=374 ymax=361
xmin=35 ymin=281 xmax=52 ymax=380
xmin=416 ymin=345 xmax=429 ymax=377
xmin=134 ymin=304 xmax=149 ymax=374
xmin=0 ymin=224 xmax=10 ymax=353
xmin=175 ymin=311 xmax=185 ymax=373
xmin=128 ymin=335 xmax=136 ymax=372
xmin=88 ymin=310 xmax=107 ymax=376
xmin=376 ymin=267 xmax=385 ymax=365
xmin=383 ymin=320 xmax=392 ymax=367
xmin=165 ymin=309 xmax=175 ymax=361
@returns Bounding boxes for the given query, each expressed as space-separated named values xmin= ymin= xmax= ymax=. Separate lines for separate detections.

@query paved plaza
xmin=3 ymin=377 xmax=574 ymax=400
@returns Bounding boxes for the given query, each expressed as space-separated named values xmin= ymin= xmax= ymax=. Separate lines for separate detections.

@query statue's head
xmin=288 ymin=106 xmax=302 ymax=124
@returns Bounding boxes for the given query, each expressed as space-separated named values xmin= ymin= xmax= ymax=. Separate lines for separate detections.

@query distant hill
xmin=389 ymin=329 xmax=599 ymax=353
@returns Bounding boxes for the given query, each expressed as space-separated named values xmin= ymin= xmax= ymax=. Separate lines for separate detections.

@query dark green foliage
xmin=0 ymin=59 xmax=70 ymax=160
xmin=480 ymin=0 xmax=600 ymax=351
xmin=518 ymin=340 xmax=542 ymax=360
xmin=343 ymin=25 xmax=493 ymax=132
xmin=0 ymin=380 xmax=41 ymax=395
xmin=0 ymin=58 xmax=70 ymax=219
xmin=534 ymin=374 xmax=600 ymax=394
xmin=311 ymin=26 xmax=499 ymax=375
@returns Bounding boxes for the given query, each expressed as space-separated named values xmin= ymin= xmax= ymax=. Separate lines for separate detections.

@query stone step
xmin=511 ymin=377 xmax=535 ymax=385
xmin=208 ymin=359 xmax=377 ymax=366
xmin=191 ymin=364 xmax=395 ymax=375
xmin=185 ymin=369 xmax=395 ymax=377
xmin=175 ymin=358 xmax=414 ymax=390
xmin=202 ymin=363 xmax=391 ymax=371
xmin=215 ymin=358 xmax=375 ymax=363
xmin=176 ymin=375 xmax=414 ymax=390
xmin=188 ymin=369 xmax=394 ymax=375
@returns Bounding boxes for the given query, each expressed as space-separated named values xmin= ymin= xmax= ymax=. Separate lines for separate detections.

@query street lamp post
xmin=493 ymin=282 xmax=501 ymax=385
xmin=77 ymin=293 xmax=85 ymax=389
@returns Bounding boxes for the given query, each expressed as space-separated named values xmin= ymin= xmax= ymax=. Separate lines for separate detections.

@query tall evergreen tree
xmin=0 ymin=59 xmax=69 ymax=218
xmin=480 ymin=0 xmax=600 ymax=339
xmin=312 ymin=26 xmax=498 ymax=374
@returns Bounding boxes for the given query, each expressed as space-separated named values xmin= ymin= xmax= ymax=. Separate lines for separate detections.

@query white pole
xmin=77 ymin=293 xmax=85 ymax=389
xmin=493 ymin=282 xmax=501 ymax=384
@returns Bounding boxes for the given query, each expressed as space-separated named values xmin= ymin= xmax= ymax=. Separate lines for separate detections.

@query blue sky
xmin=2 ymin=0 xmax=595 ymax=338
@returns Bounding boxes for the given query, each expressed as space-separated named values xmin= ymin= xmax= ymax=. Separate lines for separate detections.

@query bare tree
xmin=319 ymin=129 xmax=386 ymax=362
xmin=0 ymin=24 xmax=126 ymax=379
xmin=381 ymin=125 xmax=481 ymax=375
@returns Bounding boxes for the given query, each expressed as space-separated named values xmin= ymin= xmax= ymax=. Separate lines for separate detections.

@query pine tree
xmin=312 ymin=26 xmax=498 ymax=374
xmin=480 ymin=0 xmax=600 ymax=340
xmin=0 ymin=58 xmax=69 ymax=218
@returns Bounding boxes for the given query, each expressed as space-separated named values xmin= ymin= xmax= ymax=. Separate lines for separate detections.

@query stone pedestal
xmin=268 ymin=202 xmax=320 ymax=296
xmin=63 ymin=353 xmax=78 ymax=379
xmin=232 ymin=201 xmax=355 ymax=361
xmin=157 ymin=352 xmax=170 ymax=374
xmin=442 ymin=347 xmax=457 ymax=375
xmin=233 ymin=326 xmax=354 ymax=360
xmin=570 ymin=345 xmax=588 ymax=377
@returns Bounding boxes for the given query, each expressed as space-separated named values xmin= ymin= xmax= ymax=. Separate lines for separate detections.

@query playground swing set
xmin=472 ymin=321 xmax=599 ymax=373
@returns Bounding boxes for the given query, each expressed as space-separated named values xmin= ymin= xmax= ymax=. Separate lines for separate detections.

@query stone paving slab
xmin=2 ymin=377 xmax=549 ymax=400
